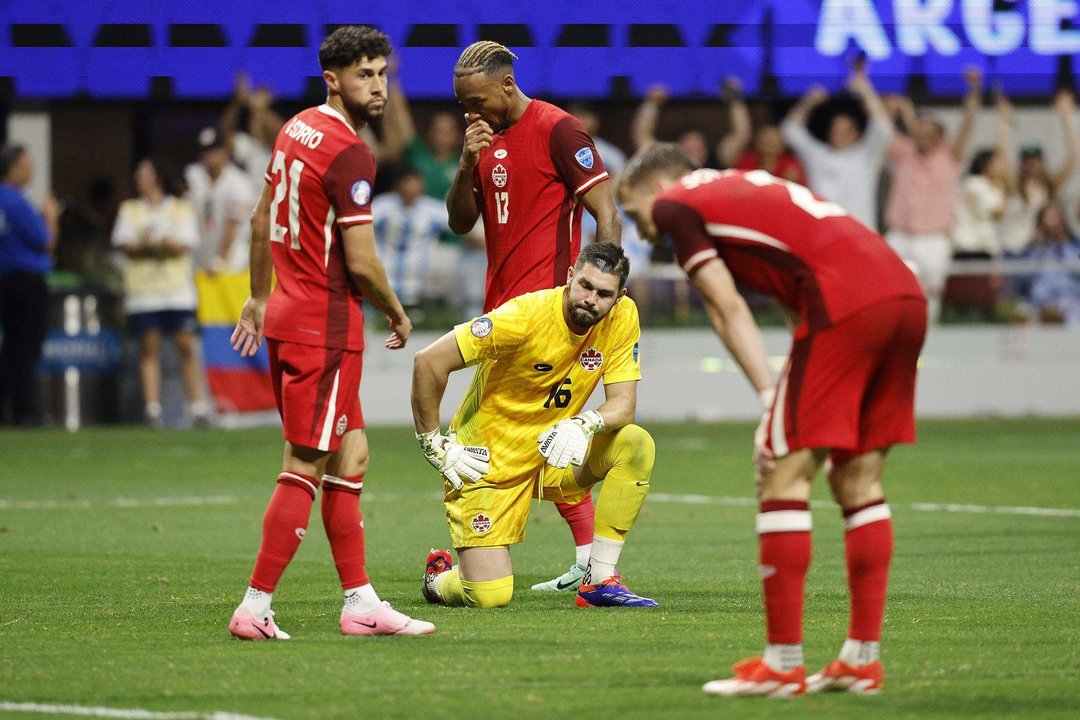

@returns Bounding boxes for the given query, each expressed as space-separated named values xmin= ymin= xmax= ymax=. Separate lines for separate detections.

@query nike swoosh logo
xmin=556 ymin=578 xmax=579 ymax=590
xmin=533 ymin=363 xmax=554 ymax=372
xmin=254 ymin=623 xmax=273 ymax=639
xmin=635 ymin=481 xmax=650 ymax=486
xmin=351 ymin=619 xmax=378 ymax=628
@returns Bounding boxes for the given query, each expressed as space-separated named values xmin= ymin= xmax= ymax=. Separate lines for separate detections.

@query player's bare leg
xmin=573 ymin=425 xmax=658 ymax=608
xmin=173 ymin=328 xmax=211 ymax=427
xmin=807 ymin=449 xmax=891 ymax=693
xmin=424 ymin=546 xmax=514 ymax=608
xmin=324 ymin=429 xmax=434 ymax=635
xmin=704 ymin=447 xmax=825 ymax=697
xmin=229 ymin=443 xmax=329 ymax=640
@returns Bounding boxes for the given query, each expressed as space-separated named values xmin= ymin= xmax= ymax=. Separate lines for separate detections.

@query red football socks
xmin=249 ymin=472 xmax=320 ymax=593
xmin=757 ymin=499 xmax=813 ymax=644
xmin=842 ymin=500 xmax=893 ymax=642
xmin=321 ymin=474 xmax=370 ymax=590
xmin=555 ymin=494 xmax=595 ymax=547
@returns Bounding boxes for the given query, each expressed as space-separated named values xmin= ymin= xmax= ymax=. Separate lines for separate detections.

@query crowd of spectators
xmin=5 ymin=64 xmax=1080 ymax=426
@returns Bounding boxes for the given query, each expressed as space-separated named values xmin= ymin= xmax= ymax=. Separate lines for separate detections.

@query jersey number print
xmin=495 ymin=191 xmax=509 ymax=224
xmin=270 ymin=150 xmax=305 ymax=249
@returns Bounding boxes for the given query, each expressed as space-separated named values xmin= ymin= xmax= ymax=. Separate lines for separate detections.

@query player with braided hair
xmin=445 ymin=40 xmax=624 ymax=594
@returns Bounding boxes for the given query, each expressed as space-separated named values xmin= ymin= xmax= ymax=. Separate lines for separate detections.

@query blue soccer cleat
xmin=576 ymin=577 xmax=658 ymax=608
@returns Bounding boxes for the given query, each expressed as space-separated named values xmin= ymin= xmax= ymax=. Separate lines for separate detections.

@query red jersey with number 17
xmin=263 ymin=104 xmax=375 ymax=351
xmin=472 ymin=100 xmax=609 ymax=312
xmin=652 ymin=169 xmax=924 ymax=334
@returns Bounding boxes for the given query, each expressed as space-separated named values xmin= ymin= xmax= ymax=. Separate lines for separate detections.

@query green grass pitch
xmin=1 ymin=418 xmax=1078 ymax=719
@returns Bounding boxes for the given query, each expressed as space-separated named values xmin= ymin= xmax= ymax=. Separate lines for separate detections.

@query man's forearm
xmin=447 ymin=164 xmax=480 ymax=234
xmin=411 ymin=357 xmax=448 ymax=434
xmin=249 ymin=214 xmax=273 ymax=299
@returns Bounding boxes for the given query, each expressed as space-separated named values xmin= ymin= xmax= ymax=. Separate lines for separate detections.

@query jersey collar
xmin=318 ymin=104 xmax=358 ymax=135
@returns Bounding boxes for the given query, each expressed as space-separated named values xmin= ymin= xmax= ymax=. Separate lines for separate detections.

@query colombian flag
xmin=195 ymin=270 xmax=276 ymax=414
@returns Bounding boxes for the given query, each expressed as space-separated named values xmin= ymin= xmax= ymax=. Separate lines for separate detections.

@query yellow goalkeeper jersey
xmin=451 ymin=286 xmax=642 ymax=482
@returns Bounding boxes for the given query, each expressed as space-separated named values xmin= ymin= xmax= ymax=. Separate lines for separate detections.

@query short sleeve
xmin=550 ymin=116 xmax=609 ymax=197
xmin=324 ymin=142 xmax=376 ymax=226
xmin=452 ymin=296 xmax=531 ymax=366
xmin=111 ymin=201 xmax=138 ymax=247
xmin=602 ymin=300 xmax=643 ymax=385
xmin=652 ymin=198 xmax=718 ymax=275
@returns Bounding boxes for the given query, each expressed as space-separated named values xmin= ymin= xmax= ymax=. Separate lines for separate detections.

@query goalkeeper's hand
xmin=536 ymin=410 xmax=605 ymax=469
xmin=416 ymin=428 xmax=490 ymax=491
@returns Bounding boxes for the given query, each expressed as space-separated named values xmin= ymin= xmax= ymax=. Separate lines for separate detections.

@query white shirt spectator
xmin=782 ymin=117 xmax=893 ymax=229
xmin=231 ymin=132 xmax=273 ymax=195
xmin=998 ymin=180 xmax=1048 ymax=256
xmin=184 ymin=162 xmax=256 ymax=272
xmin=111 ymin=196 xmax=199 ymax=314
xmin=372 ymin=192 xmax=452 ymax=307
xmin=952 ymin=175 xmax=1005 ymax=256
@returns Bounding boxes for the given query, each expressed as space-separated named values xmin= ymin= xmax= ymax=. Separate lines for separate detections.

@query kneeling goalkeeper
xmin=411 ymin=243 xmax=657 ymax=609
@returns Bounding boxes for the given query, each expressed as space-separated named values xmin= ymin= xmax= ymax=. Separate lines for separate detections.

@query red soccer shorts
xmin=268 ymin=339 xmax=365 ymax=452
xmin=765 ymin=297 xmax=927 ymax=464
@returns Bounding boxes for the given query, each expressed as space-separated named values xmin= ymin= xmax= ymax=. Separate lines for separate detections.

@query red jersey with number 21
xmin=263 ymin=104 xmax=375 ymax=351
xmin=473 ymin=100 xmax=609 ymax=312
xmin=653 ymin=169 xmax=924 ymax=335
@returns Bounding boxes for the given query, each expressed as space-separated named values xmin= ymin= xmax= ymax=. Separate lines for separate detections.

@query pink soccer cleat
xmin=702 ymin=656 xmax=806 ymax=698
xmin=806 ymin=659 xmax=884 ymax=694
xmin=228 ymin=606 xmax=291 ymax=640
xmin=340 ymin=601 xmax=436 ymax=636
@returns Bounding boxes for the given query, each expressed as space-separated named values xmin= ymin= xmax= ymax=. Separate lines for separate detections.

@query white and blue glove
xmin=536 ymin=410 xmax=605 ymax=469
xmin=417 ymin=428 xmax=490 ymax=491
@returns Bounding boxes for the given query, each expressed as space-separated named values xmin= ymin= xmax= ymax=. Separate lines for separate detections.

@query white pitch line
xmin=0 ymin=702 xmax=280 ymax=720
xmin=0 ymin=496 xmax=238 ymax=511
xmin=646 ymin=493 xmax=1080 ymax=518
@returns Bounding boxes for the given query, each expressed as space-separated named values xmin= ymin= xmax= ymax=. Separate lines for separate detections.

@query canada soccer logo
xmin=492 ymin=163 xmax=508 ymax=188
xmin=471 ymin=513 xmax=492 ymax=534
xmin=335 ymin=414 xmax=348 ymax=437
xmin=579 ymin=347 xmax=603 ymax=371
xmin=350 ymin=180 xmax=371 ymax=205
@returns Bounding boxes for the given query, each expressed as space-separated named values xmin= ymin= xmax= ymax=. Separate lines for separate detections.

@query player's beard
xmin=345 ymin=98 xmax=385 ymax=124
xmin=569 ymin=303 xmax=603 ymax=329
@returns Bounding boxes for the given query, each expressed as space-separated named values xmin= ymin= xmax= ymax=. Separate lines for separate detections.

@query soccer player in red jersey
xmin=620 ymin=144 xmax=927 ymax=696
xmin=227 ymin=26 xmax=434 ymax=640
xmin=445 ymin=41 xmax=624 ymax=592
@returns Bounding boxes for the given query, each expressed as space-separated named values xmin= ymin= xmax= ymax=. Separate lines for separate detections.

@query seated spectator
xmin=1020 ymin=202 xmax=1080 ymax=325
xmin=372 ymin=168 xmax=456 ymax=312
xmin=112 ymin=158 xmax=210 ymax=427
xmin=883 ymin=67 xmax=981 ymax=322
xmin=781 ymin=65 xmax=893 ymax=229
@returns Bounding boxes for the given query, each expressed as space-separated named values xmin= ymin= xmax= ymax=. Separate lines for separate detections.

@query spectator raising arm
xmin=630 ymin=84 xmax=669 ymax=151
xmin=952 ymin=66 xmax=983 ymax=161
xmin=717 ymin=77 xmax=752 ymax=169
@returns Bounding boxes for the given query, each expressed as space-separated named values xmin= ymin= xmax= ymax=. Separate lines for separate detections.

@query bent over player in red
xmin=620 ymin=144 xmax=927 ymax=696
xmin=227 ymin=26 xmax=433 ymax=639
xmin=444 ymin=41 xmax=624 ymax=592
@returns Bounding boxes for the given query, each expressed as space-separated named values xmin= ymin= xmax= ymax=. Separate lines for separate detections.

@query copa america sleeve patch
xmin=351 ymin=180 xmax=371 ymax=206
xmin=575 ymin=147 xmax=594 ymax=169
xmin=470 ymin=316 xmax=493 ymax=338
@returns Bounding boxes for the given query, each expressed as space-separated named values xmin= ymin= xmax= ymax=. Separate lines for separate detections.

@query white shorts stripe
xmin=770 ymin=366 xmax=791 ymax=458
xmin=682 ymin=248 xmax=719 ymax=273
xmin=756 ymin=510 xmax=812 ymax=534
xmin=844 ymin=503 xmax=892 ymax=531
xmin=322 ymin=474 xmax=364 ymax=491
xmin=279 ymin=472 xmax=318 ymax=496
xmin=317 ymin=370 xmax=341 ymax=451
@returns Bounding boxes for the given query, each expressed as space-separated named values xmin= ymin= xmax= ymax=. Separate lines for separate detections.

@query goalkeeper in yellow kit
xmin=412 ymin=243 xmax=657 ymax=608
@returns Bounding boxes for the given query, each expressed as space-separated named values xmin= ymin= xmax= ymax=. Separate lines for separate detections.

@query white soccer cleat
xmin=702 ymin=657 xmax=806 ymax=698
xmin=530 ymin=563 xmax=587 ymax=592
xmin=228 ymin=606 xmax=291 ymax=640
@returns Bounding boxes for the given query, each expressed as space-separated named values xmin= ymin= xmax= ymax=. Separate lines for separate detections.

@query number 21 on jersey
xmin=495 ymin=191 xmax=509 ymax=224
xmin=270 ymin=150 xmax=305 ymax=249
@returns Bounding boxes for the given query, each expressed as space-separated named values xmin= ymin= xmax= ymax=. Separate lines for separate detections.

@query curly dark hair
xmin=319 ymin=26 xmax=392 ymax=71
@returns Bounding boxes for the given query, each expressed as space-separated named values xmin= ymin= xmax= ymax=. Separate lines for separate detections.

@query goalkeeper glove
xmin=416 ymin=428 xmax=490 ymax=491
xmin=536 ymin=410 xmax=605 ymax=469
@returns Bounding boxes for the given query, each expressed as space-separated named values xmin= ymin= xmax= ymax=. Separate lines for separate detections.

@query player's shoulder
xmin=607 ymin=294 xmax=640 ymax=327
xmin=281 ymin=105 xmax=366 ymax=156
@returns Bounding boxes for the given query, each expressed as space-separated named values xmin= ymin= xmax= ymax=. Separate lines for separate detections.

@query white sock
xmin=145 ymin=402 xmax=163 ymax=420
xmin=584 ymin=535 xmax=623 ymax=584
xmin=763 ymin=643 xmax=804 ymax=672
xmin=839 ymin=638 xmax=880 ymax=667
xmin=574 ymin=543 xmax=591 ymax=569
xmin=189 ymin=399 xmax=211 ymax=419
xmin=343 ymin=584 xmax=381 ymax=614
xmin=241 ymin=587 xmax=272 ymax=617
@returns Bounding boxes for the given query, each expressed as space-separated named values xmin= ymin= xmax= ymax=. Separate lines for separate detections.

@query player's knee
xmin=611 ymin=424 xmax=656 ymax=475
xmin=461 ymin=576 xmax=514 ymax=609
